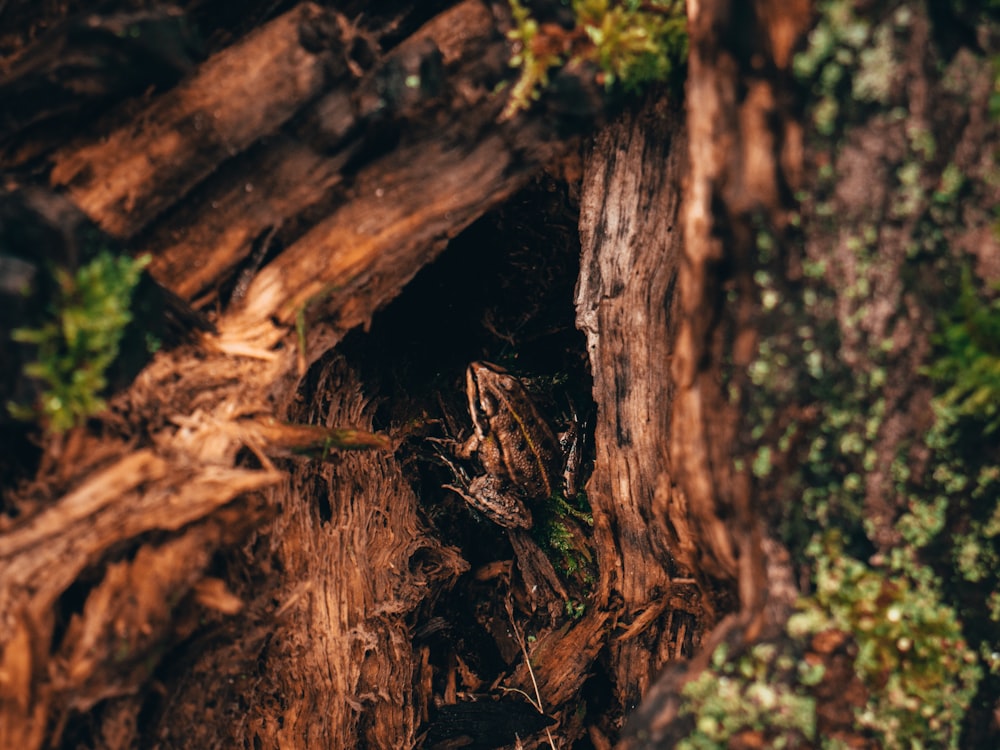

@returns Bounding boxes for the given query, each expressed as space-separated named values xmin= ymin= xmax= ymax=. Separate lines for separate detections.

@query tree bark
xmin=671 ymin=0 xmax=811 ymax=624
xmin=49 ymin=3 xmax=342 ymax=239
xmin=576 ymin=93 xmax=704 ymax=713
xmin=622 ymin=1 xmax=1000 ymax=747
xmin=147 ymin=358 xmax=468 ymax=748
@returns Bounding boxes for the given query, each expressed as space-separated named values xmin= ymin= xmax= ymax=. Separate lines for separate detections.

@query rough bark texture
xmin=576 ymin=94 xmax=703 ymax=713
xmin=149 ymin=358 xmax=468 ymax=748
xmin=49 ymin=3 xmax=341 ymax=239
xmin=622 ymin=1 xmax=1000 ymax=747
xmin=612 ymin=4 xmax=816 ymax=744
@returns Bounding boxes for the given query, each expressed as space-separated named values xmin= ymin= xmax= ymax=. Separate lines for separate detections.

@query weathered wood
xmin=670 ymin=0 xmax=809 ymax=618
xmin=576 ymin=94 xmax=699 ymax=711
xmin=0 ymin=8 xmax=200 ymax=162
xmin=49 ymin=3 xmax=343 ymax=238
xmin=0 ymin=445 xmax=279 ymax=749
xmin=142 ymin=0 xmax=500 ymax=305
xmin=147 ymin=359 xmax=467 ymax=748
xmin=511 ymin=608 xmax=611 ymax=707
xmin=142 ymin=135 xmax=348 ymax=302
xmin=221 ymin=127 xmax=549 ymax=348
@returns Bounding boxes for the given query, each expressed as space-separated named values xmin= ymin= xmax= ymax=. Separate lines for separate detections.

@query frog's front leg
xmin=452 ymin=431 xmax=482 ymax=461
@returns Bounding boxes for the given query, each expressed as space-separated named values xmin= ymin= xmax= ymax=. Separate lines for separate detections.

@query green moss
xmin=575 ymin=0 xmax=686 ymax=90
xmin=535 ymin=491 xmax=595 ymax=580
xmin=678 ymin=539 xmax=980 ymax=750
xmin=9 ymin=252 xmax=150 ymax=431
xmin=790 ymin=535 xmax=980 ymax=749
xmin=678 ymin=640 xmax=819 ymax=749
xmin=853 ymin=23 xmax=896 ymax=104
xmin=504 ymin=0 xmax=558 ymax=117
xmin=924 ymin=269 xmax=1000 ymax=433
xmin=503 ymin=0 xmax=687 ymax=118
xmin=899 ymin=270 xmax=1000 ymax=684
xmin=712 ymin=2 xmax=999 ymax=745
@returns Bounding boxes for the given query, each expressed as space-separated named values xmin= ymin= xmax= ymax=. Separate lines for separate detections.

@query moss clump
xmin=535 ymin=490 xmax=595 ymax=582
xmin=9 ymin=252 xmax=149 ymax=431
xmin=898 ymin=267 xmax=1000 ymax=681
xmin=503 ymin=0 xmax=687 ymax=118
xmin=678 ymin=534 xmax=979 ymax=750
xmin=789 ymin=535 xmax=980 ymax=749
xmin=678 ymin=639 xmax=822 ymax=749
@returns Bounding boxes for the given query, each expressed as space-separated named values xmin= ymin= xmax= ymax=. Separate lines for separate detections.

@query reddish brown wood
xmin=141 ymin=0 xmax=501 ymax=306
xmin=670 ymin=0 xmax=809 ymax=621
xmin=576 ymin=95 xmax=701 ymax=711
xmin=49 ymin=3 xmax=343 ymax=239
xmin=142 ymin=136 xmax=348 ymax=302
xmin=148 ymin=359 xmax=468 ymax=749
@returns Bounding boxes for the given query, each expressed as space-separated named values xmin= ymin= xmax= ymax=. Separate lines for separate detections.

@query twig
xmin=503 ymin=597 xmax=558 ymax=749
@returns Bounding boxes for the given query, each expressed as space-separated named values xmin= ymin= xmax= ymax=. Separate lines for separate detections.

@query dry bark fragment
xmin=148 ymin=358 xmax=467 ymax=749
xmin=511 ymin=607 xmax=611 ymax=708
xmin=0 ymin=7 xmax=201 ymax=163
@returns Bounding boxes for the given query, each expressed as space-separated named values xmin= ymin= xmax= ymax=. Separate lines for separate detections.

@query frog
xmin=444 ymin=361 xmax=564 ymax=529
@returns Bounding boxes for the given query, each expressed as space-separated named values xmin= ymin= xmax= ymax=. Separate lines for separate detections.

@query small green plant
xmin=565 ymin=599 xmax=586 ymax=618
xmin=9 ymin=252 xmax=149 ymax=431
xmin=504 ymin=0 xmax=687 ymax=117
xmin=536 ymin=491 xmax=595 ymax=580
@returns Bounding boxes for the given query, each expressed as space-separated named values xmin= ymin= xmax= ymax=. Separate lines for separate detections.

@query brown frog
xmin=446 ymin=361 xmax=563 ymax=529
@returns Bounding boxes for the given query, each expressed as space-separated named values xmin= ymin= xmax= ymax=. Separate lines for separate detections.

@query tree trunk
xmin=623 ymin=1 xmax=1000 ymax=747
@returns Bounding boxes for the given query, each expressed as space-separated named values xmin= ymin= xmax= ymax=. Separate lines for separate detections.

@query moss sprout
xmin=924 ymin=269 xmax=1000 ymax=433
xmin=503 ymin=0 xmax=687 ymax=118
xmin=536 ymin=491 xmax=594 ymax=580
xmin=9 ymin=252 xmax=150 ymax=431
